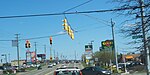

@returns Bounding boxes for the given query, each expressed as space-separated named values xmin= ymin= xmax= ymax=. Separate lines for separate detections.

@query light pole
xmin=15 ymin=34 xmax=20 ymax=67
xmin=34 ymin=42 xmax=37 ymax=66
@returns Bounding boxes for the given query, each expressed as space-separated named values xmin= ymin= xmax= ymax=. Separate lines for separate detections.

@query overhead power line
xmin=0 ymin=5 xmax=148 ymax=19
xmin=63 ymin=0 xmax=93 ymax=13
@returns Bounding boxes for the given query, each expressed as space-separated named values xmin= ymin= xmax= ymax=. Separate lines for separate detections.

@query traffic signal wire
xmin=0 ymin=22 xmax=107 ymax=41
xmin=63 ymin=0 xmax=93 ymax=13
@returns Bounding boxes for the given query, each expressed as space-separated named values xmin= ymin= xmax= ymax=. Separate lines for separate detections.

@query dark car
xmin=81 ymin=66 xmax=111 ymax=75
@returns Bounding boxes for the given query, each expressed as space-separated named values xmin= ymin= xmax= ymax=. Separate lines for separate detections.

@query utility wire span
xmin=0 ymin=22 xmax=107 ymax=41
xmin=63 ymin=0 xmax=93 ymax=13
xmin=20 ymin=32 xmax=67 ymax=40
xmin=0 ymin=5 xmax=148 ymax=19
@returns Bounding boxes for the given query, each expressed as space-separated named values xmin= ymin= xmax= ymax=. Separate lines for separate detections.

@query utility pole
xmin=111 ymin=19 xmax=118 ymax=72
xmin=34 ymin=42 xmax=37 ymax=66
xmin=15 ymin=34 xmax=20 ymax=67
xmin=139 ymin=0 xmax=150 ymax=74
xmin=75 ymin=50 xmax=76 ymax=61
xmin=44 ymin=45 xmax=46 ymax=58
xmin=8 ymin=54 xmax=10 ymax=63
xmin=44 ymin=45 xmax=46 ymax=64
xmin=53 ymin=49 xmax=56 ymax=60
xmin=5 ymin=54 xmax=7 ymax=63
xmin=57 ymin=52 xmax=59 ymax=60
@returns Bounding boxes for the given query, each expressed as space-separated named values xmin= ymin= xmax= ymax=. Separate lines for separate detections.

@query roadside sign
xmin=132 ymin=35 xmax=143 ymax=39
xmin=12 ymin=40 xmax=17 ymax=47
xmin=86 ymin=59 xmax=89 ymax=63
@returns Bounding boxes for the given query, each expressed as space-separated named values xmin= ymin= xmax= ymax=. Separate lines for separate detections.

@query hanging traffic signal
xmin=68 ymin=29 xmax=74 ymax=40
xmin=25 ymin=43 xmax=28 ymax=48
xmin=25 ymin=40 xmax=31 ymax=48
xmin=62 ymin=18 xmax=69 ymax=31
xmin=62 ymin=18 xmax=74 ymax=40
xmin=28 ymin=43 xmax=31 ymax=48
xmin=50 ymin=37 xmax=52 ymax=45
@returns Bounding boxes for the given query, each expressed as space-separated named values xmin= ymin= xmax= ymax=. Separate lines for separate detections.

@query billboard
xmin=85 ymin=45 xmax=93 ymax=51
xmin=37 ymin=54 xmax=46 ymax=59
xmin=101 ymin=40 xmax=114 ymax=51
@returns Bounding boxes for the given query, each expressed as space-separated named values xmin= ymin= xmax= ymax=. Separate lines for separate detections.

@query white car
xmin=52 ymin=63 xmax=56 ymax=66
xmin=54 ymin=67 xmax=82 ymax=75
xmin=48 ymin=64 xmax=53 ymax=68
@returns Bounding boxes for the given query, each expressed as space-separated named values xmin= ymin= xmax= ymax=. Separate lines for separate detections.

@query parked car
xmin=81 ymin=66 xmax=111 ymax=75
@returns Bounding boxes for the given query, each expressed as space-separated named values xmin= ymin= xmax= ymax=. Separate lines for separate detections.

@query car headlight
xmin=102 ymin=71 xmax=111 ymax=74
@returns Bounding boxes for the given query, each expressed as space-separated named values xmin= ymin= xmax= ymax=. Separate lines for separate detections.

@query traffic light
xmin=28 ymin=43 xmax=31 ymax=48
xmin=50 ymin=37 xmax=52 ymax=45
xmin=62 ymin=18 xmax=69 ymax=31
xmin=25 ymin=43 xmax=28 ymax=48
xmin=50 ymin=57 xmax=52 ymax=61
xmin=25 ymin=40 xmax=31 ymax=48
xmin=62 ymin=18 xmax=74 ymax=40
xmin=68 ymin=29 xmax=74 ymax=40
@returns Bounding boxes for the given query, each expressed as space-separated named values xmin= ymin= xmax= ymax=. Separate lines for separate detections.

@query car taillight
xmin=79 ymin=71 xmax=83 ymax=75
xmin=54 ymin=71 xmax=56 ymax=75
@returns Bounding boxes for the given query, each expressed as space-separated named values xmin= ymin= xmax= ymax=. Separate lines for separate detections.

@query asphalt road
xmin=17 ymin=62 xmax=84 ymax=75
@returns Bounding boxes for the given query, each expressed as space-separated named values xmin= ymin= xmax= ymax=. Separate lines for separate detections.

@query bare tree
xmin=112 ymin=0 xmax=150 ymax=50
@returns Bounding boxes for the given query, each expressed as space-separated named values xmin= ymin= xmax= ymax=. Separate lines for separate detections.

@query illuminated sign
xmin=101 ymin=40 xmax=114 ymax=50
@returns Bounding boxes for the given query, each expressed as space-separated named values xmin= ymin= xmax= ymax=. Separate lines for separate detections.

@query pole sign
xmin=132 ymin=35 xmax=143 ymax=39
xmin=101 ymin=40 xmax=114 ymax=50
xmin=85 ymin=45 xmax=93 ymax=51
xmin=12 ymin=40 xmax=17 ymax=47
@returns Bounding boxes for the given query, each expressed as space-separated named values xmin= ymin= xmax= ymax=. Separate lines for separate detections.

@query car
xmin=81 ymin=66 xmax=111 ymax=75
xmin=54 ymin=67 xmax=82 ymax=75
xmin=53 ymin=63 xmax=57 ymax=66
xmin=48 ymin=64 xmax=53 ymax=68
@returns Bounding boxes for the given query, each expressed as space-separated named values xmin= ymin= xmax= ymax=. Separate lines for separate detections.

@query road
xmin=17 ymin=62 xmax=84 ymax=75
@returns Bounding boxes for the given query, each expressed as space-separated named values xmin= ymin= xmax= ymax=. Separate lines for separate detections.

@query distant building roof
xmin=125 ymin=54 xmax=140 ymax=59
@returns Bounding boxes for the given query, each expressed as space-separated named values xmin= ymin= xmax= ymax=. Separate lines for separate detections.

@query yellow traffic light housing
xmin=68 ymin=29 xmax=74 ymax=40
xmin=62 ymin=18 xmax=69 ymax=31
xmin=62 ymin=18 xmax=75 ymax=40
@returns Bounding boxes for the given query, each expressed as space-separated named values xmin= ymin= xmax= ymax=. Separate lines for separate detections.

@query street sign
xmin=132 ymin=35 xmax=143 ymax=39
xmin=12 ymin=40 xmax=17 ymax=47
